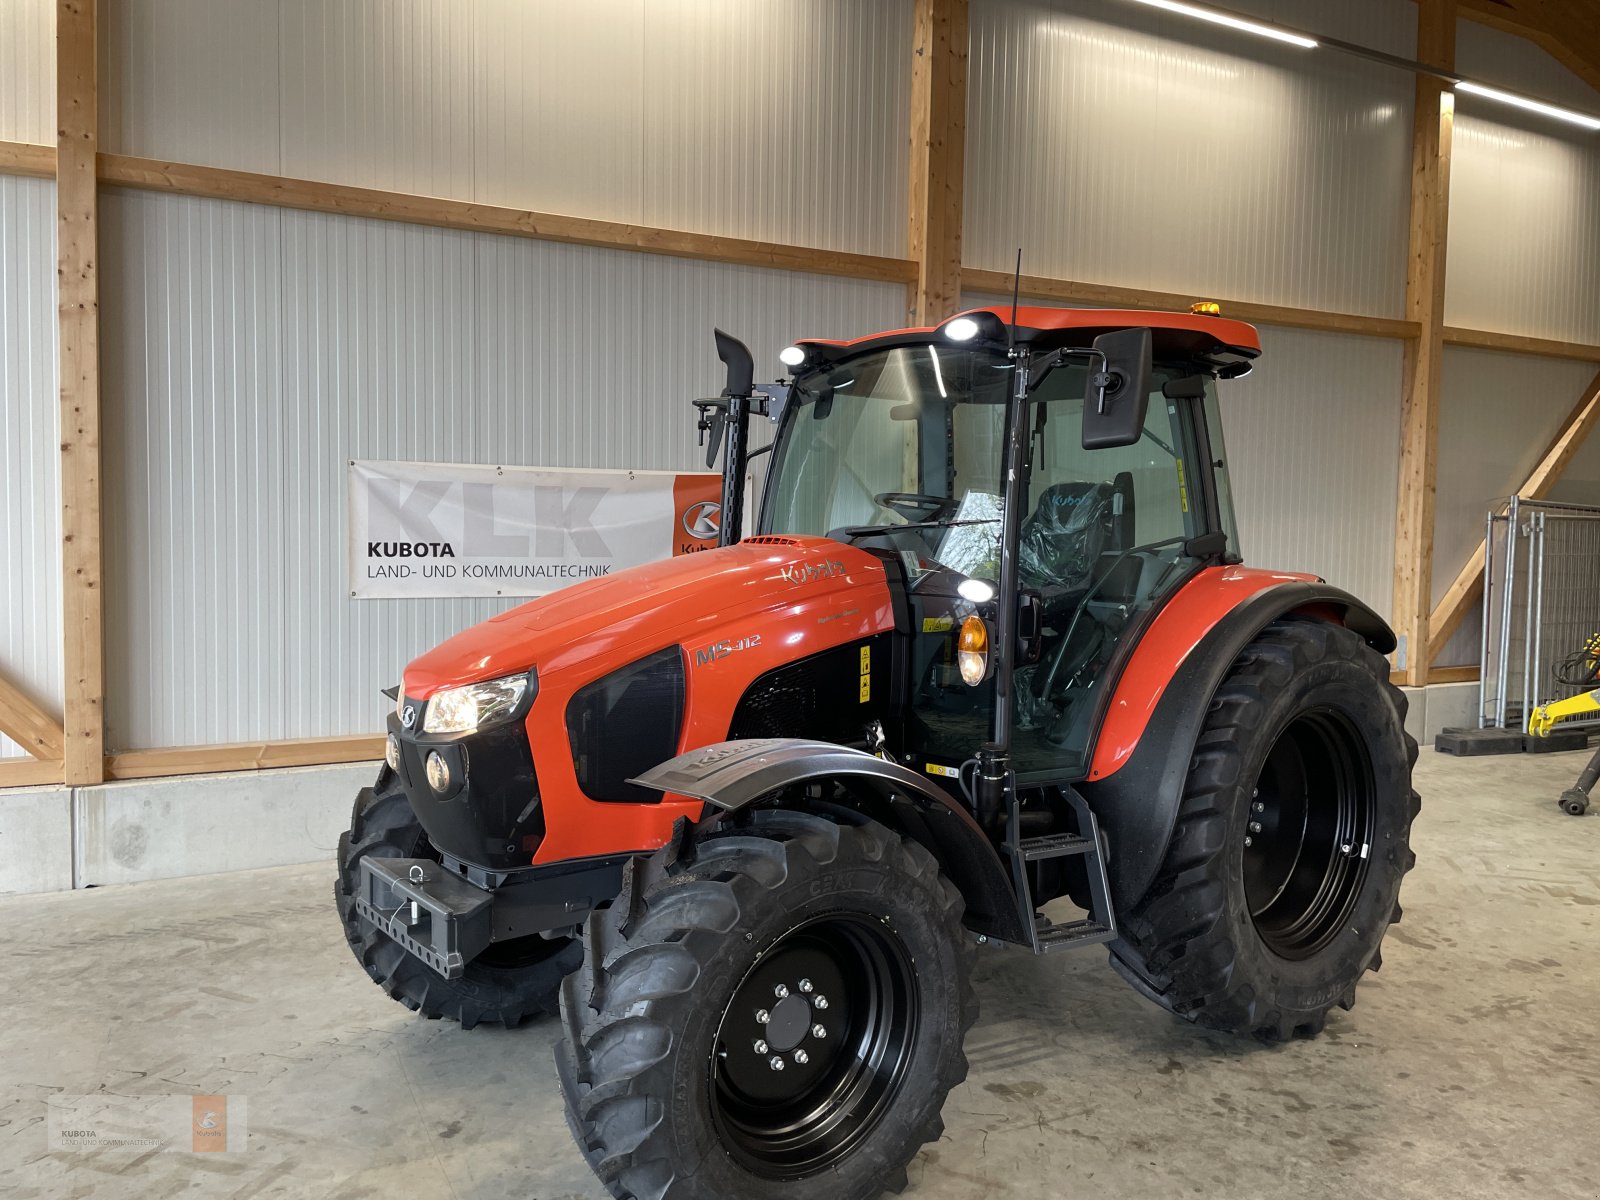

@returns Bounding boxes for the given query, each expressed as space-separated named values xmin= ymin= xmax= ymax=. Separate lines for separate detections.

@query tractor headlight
xmin=423 ymin=672 xmax=531 ymax=735
xmin=958 ymin=615 xmax=990 ymax=686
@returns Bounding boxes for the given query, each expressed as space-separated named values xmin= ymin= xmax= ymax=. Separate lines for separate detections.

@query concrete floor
xmin=1 ymin=748 xmax=1596 ymax=1200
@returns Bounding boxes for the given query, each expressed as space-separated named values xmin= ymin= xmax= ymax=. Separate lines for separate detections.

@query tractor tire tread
xmin=1109 ymin=618 xmax=1420 ymax=1042
xmin=560 ymin=810 xmax=975 ymax=1200
xmin=334 ymin=773 xmax=579 ymax=1029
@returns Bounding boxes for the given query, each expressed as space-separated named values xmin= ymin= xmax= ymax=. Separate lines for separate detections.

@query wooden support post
xmin=907 ymin=0 xmax=968 ymax=326
xmin=57 ymin=0 xmax=106 ymax=785
xmin=1393 ymin=0 xmax=1456 ymax=687
xmin=1428 ymin=366 xmax=1600 ymax=658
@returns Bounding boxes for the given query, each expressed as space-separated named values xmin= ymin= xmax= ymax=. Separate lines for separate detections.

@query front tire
xmin=1111 ymin=618 xmax=1420 ymax=1040
xmin=557 ymin=810 xmax=977 ymax=1200
xmin=334 ymin=770 xmax=581 ymax=1029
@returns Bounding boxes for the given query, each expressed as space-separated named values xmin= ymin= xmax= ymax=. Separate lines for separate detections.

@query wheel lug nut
xmin=1244 ymin=836 xmax=1253 ymax=847
xmin=1253 ymin=802 xmax=1264 ymax=812
xmin=799 ymin=979 xmax=814 ymax=993
xmin=774 ymin=983 xmax=789 ymax=999
xmin=793 ymin=1049 xmax=809 ymax=1065
xmin=813 ymin=995 xmax=829 ymax=1010
xmin=756 ymin=1009 xmax=770 ymax=1024
xmin=812 ymin=1023 xmax=827 ymax=1039
xmin=769 ymin=1056 xmax=785 ymax=1071
xmin=753 ymin=1039 xmax=768 ymax=1054
xmin=1249 ymin=821 xmax=1262 ymax=833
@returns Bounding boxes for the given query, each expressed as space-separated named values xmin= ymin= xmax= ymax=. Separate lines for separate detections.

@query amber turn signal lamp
xmin=958 ymin=615 xmax=990 ymax=686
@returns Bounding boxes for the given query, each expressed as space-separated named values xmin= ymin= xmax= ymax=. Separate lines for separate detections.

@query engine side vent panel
xmin=728 ymin=635 xmax=891 ymax=745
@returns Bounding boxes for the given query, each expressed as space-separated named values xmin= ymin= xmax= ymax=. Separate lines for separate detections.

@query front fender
xmin=632 ymin=739 xmax=1027 ymax=944
xmin=1080 ymin=576 xmax=1395 ymax=911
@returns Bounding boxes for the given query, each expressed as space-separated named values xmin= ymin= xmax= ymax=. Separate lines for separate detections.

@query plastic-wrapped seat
xmin=1018 ymin=482 xmax=1115 ymax=616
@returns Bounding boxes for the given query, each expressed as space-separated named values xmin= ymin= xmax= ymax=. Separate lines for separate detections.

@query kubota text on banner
xmin=348 ymin=460 xmax=724 ymax=599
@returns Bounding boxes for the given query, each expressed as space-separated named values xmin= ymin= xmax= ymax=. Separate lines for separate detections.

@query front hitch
xmin=357 ymin=857 xmax=493 ymax=980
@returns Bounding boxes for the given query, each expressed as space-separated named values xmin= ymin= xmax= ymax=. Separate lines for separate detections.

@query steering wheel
xmin=874 ymin=492 xmax=955 ymax=523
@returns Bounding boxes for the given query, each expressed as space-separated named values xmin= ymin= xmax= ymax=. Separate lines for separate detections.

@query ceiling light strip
xmin=1125 ymin=0 xmax=1317 ymax=49
xmin=1117 ymin=0 xmax=1600 ymax=133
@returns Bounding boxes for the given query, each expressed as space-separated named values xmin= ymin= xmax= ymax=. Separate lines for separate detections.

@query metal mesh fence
xmin=1481 ymin=497 xmax=1600 ymax=730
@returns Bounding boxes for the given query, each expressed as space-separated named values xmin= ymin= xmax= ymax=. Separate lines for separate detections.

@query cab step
xmin=1012 ymin=833 xmax=1095 ymax=861
xmin=1003 ymin=786 xmax=1118 ymax=957
xmin=1034 ymin=918 xmax=1115 ymax=953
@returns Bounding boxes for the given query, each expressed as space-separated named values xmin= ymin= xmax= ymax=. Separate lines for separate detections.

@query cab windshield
xmin=760 ymin=345 xmax=1043 ymax=584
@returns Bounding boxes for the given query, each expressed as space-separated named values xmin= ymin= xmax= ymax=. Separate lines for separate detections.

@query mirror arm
xmin=1025 ymin=347 xmax=1100 ymax=395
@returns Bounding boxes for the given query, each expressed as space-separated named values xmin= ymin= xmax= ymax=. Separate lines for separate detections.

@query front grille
xmin=566 ymin=647 xmax=687 ymax=803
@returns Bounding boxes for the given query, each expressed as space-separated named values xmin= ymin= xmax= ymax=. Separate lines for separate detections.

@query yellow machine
xmin=1526 ymin=633 xmax=1600 ymax=815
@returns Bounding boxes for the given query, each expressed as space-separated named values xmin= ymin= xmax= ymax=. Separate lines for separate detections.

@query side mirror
xmin=714 ymin=328 xmax=754 ymax=399
xmin=1082 ymin=327 xmax=1152 ymax=450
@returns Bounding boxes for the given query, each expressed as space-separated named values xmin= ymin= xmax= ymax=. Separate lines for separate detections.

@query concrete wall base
xmin=0 ymin=787 xmax=73 ymax=894
xmin=1398 ymin=681 xmax=1483 ymax=747
xmin=1 ymin=760 xmax=379 ymax=893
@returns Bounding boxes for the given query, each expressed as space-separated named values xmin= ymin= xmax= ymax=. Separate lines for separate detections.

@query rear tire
xmin=557 ymin=810 xmax=977 ymax=1200
xmin=334 ymin=770 xmax=581 ymax=1029
xmin=1110 ymin=618 xmax=1420 ymax=1040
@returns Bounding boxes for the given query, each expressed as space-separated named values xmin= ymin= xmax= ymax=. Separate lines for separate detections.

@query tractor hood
xmin=401 ymin=536 xmax=896 ymax=699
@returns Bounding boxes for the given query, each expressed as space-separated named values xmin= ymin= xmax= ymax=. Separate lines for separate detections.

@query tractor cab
xmin=729 ymin=305 xmax=1259 ymax=783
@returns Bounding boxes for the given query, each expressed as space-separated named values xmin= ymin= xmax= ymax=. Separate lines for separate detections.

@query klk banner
xmin=349 ymin=460 xmax=725 ymax=599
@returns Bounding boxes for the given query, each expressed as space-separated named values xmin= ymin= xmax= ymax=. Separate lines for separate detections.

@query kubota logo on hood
xmin=682 ymin=501 xmax=721 ymax=541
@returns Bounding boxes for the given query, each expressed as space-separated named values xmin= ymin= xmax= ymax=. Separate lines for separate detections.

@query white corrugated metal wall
xmin=1448 ymin=21 xmax=1600 ymax=345
xmin=99 ymin=0 xmax=911 ymax=257
xmin=0 ymin=0 xmax=59 ymax=762
xmin=0 ymin=0 xmax=53 ymax=145
xmin=1430 ymin=23 xmax=1600 ymax=666
xmin=93 ymin=0 xmax=913 ymax=749
xmin=98 ymin=197 xmax=903 ymax=750
xmin=964 ymin=0 xmax=1416 ymax=620
xmin=5 ymin=1 xmax=1600 ymax=763
xmin=0 ymin=177 xmax=61 ymax=761
xmin=965 ymin=0 xmax=1414 ymax=315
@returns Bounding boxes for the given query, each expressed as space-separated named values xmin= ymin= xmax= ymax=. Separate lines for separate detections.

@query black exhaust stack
xmin=713 ymin=329 xmax=754 ymax=547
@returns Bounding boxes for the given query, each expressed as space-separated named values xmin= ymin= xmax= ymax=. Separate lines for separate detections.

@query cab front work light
xmin=958 ymin=615 xmax=990 ymax=685
xmin=422 ymin=672 xmax=531 ymax=734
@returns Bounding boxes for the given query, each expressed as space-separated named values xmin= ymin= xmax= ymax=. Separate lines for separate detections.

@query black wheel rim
xmin=1243 ymin=707 xmax=1375 ymax=960
xmin=709 ymin=912 xmax=919 ymax=1178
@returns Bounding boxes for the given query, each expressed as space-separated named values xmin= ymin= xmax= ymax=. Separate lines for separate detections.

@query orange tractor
xmin=336 ymin=306 xmax=1419 ymax=1200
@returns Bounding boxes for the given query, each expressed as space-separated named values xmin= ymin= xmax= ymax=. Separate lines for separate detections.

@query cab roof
xmin=796 ymin=305 xmax=1261 ymax=369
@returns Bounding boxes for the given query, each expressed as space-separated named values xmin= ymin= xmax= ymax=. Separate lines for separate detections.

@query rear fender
xmin=1079 ymin=581 xmax=1395 ymax=911
xmin=632 ymin=739 xmax=1027 ymax=944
